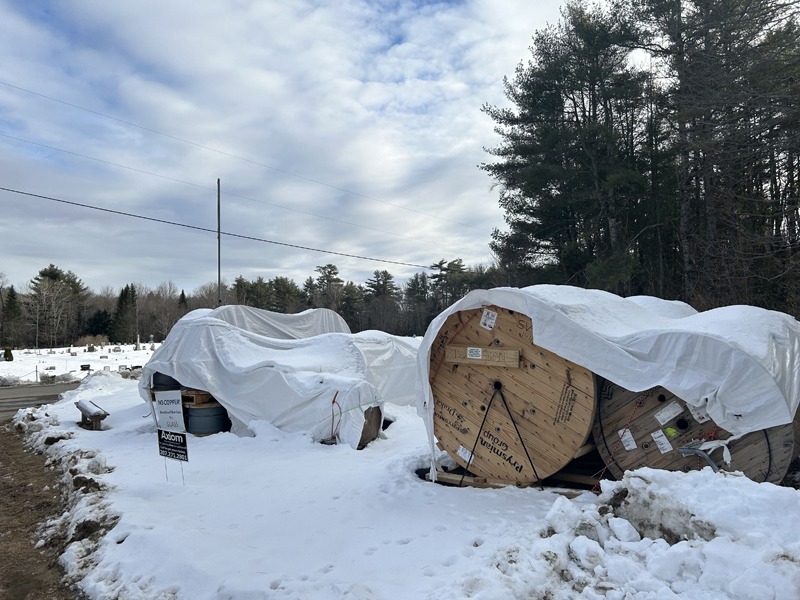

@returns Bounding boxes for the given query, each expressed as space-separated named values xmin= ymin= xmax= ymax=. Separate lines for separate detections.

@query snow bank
xmin=417 ymin=286 xmax=800 ymax=437
xmin=13 ymin=376 xmax=800 ymax=599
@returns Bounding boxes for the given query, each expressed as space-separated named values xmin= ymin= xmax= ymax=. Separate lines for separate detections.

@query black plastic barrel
xmin=152 ymin=372 xmax=181 ymax=390
xmin=184 ymin=402 xmax=231 ymax=435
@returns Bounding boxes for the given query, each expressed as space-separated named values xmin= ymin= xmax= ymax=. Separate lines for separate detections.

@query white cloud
xmin=0 ymin=0 xmax=564 ymax=293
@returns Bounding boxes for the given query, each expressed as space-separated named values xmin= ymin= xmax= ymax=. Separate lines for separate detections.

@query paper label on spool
xmin=651 ymin=429 xmax=673 ymax=454
xmin=457 ymin=445 xmax=474 ymax=464
xmin=618 ymin=429 xmax=636 ymax=451
xmin=480 ymin=309 xmax=498 ymax=330
xmin=467 ymin=347 xmax=482 ymax=359
xmin=688 ymin=403 xmax=711 ymax=424
xmin=654 ymin=401 xmax=684 ymax=426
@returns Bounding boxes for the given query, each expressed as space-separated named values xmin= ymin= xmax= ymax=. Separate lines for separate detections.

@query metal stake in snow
xmin=217 ymin=177 xmax=221 ymax=308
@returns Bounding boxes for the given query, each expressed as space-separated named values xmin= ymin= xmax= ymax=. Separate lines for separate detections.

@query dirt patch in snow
xmin=0 ymin=420 xmax=86 ymax=600
xmin=599 ymin=475 xmax=716 ymax=544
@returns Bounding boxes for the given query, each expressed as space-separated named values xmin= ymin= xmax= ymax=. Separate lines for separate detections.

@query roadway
xmin=0 ymin=382 xmax=82 ymax=422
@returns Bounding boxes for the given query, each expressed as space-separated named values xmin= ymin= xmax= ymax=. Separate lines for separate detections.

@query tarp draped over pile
xmin=208 ymin=305 xmax=350 ymax=339
xmin=140 ymin=306 xmax=420 ymax=448
xmin=416 ymin=286 xmax=800 ymax=437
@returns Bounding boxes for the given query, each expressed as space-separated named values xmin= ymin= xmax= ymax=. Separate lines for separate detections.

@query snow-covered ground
xmin=8 ymin=371 xmax=800 ymax=599
xmin=0 ymin=344 xmax=160 ymax=384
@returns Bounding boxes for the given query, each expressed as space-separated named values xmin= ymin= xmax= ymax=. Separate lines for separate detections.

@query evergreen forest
xmin=3 ymin=0 xmax=800 ymax=347
xmin=484 ymin=0 xmax=800 ymax=312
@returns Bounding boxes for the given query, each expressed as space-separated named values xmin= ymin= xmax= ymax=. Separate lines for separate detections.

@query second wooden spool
xmin=592 ymin=379 xmax=800 ymax=484
xmin=428 ymin=306 xmax=596 ymax=485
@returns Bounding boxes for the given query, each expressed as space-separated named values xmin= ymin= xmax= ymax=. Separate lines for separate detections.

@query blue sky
xmin=0 ymin=0 xmax=564 ymax=295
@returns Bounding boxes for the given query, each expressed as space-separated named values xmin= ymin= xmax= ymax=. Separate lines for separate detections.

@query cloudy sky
xmin=0 ymin=0 xmax=564 ymax=295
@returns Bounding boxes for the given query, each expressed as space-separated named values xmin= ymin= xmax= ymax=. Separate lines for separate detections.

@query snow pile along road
xmin=12 ymin=372 xmax=800 ymax=599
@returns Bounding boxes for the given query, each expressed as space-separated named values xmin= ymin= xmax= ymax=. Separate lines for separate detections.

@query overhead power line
xmin=0 ymin=80 xmax=490 ymax=233
xmin=0 ymin=186 xmax=433 ymax=270
xmin=0 ymin=132 xmax=471 ymax=253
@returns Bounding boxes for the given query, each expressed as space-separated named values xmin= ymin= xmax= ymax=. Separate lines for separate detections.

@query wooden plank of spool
xmin=592 ymin=378 xmax=800 ymax=484
xmin=429 ymin=306 xmax=596 ymax=484
xmin=444 ymin=346 xmax=520 ymax=368
xmin=357 ymin=406 xmax=382 ymax=450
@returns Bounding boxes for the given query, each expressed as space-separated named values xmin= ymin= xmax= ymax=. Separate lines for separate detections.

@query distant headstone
xmin=47 ymin=350 xmax=56 ymax=355
xmin=80 ymin=364 xmax=91 ymax=371
xmin=45 ymin=366 xmax=56 ymax=371
xmin=150 ymin=344 xmax=156 ymax=351
xmin=70 ymin=352 xmax=77 ymax=357
xmin=100 ymin=355 xmax=109 ymax=360
xmin=103 ymin=366 xmax=111 ymax=371
xmin=113 ymin=346 xmax=122 ymax=353
xmin=118 ymin=365 xmax=127 ymax=371
xmin=87 ymin=345 xmax=96 ymax=352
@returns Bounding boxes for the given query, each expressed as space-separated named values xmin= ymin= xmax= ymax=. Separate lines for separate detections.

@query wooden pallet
xmin=181 ymin=389 xmax=216 ymax=405
xmin=425 ymin=469 xmax=582 ymax=498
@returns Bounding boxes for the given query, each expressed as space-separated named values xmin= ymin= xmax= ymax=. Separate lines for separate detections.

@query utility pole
xmin=217 ymin=178 xmax=222 ymax=307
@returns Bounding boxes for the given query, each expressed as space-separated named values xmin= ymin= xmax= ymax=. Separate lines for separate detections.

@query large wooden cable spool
xmin=428 ymin=306 xmax=597 ymax=485
xmin=592 ymin=379 xmax=800 ymax=484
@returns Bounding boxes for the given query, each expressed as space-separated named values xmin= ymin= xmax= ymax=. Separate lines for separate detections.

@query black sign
xmin=157 ymin=429 xmax=188 ymax=462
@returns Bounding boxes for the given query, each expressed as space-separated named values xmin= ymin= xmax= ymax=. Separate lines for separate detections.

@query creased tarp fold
xmin=141 ymin=307 xmax=420 ymax=448
xmin=416 ymin=286 xmax=800 ymax=437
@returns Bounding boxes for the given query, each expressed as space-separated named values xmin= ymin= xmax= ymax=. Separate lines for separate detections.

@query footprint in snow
xmin=396 ymin=538 xmax=412 ymax=545
xmin=364 ymin=546 xmax=378 ymax=555
xmin=442 ymin=555 xmax=458 ymax=567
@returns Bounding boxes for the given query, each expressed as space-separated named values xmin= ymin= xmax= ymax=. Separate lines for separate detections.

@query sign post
xmin=153 ymin=390 xmax=188 ymax=482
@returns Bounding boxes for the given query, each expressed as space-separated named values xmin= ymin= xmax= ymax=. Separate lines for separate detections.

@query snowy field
xmin=0 ymin=344 xmax=160 ymax=384
xmin=7 ymin=371 xmax=800 ymax=600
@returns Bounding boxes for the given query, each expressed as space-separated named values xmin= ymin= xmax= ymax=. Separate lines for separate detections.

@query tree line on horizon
xmin=0 ymin=260 xmax=508 ymax=349
xmin=4 ymin=0 xmax=800 ymax=348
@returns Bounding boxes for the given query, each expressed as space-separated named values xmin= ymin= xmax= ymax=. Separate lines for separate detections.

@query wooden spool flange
xmin=592 ymin=379 xmax=800 ymax=484
xmin=428 ymin=306 xmax=596 ymax=484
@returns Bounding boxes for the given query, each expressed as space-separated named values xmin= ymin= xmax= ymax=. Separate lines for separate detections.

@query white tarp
xmin=416 ymin=286 xmax=800 ymax=439
xmin=205 ymin=305 xmax=350 ymax=338
xmin=140 ymin=308 xmax=420 ymax=448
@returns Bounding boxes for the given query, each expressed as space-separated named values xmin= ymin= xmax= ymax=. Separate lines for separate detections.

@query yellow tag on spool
xmin=665 ymin=427 xmax=677 ymax=437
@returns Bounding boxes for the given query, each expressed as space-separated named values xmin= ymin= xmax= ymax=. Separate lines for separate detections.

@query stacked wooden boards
xmin=428 ymin=306 xmax=596 ymax=485
xmin=592 ymin=380 xmax=800 ymax=484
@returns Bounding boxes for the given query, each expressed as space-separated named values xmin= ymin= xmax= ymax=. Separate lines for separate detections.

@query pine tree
xmin=111 ymin=284 xmax=138 ymax=343
xmin=1 ymin=285 xmax=21 ymax=347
